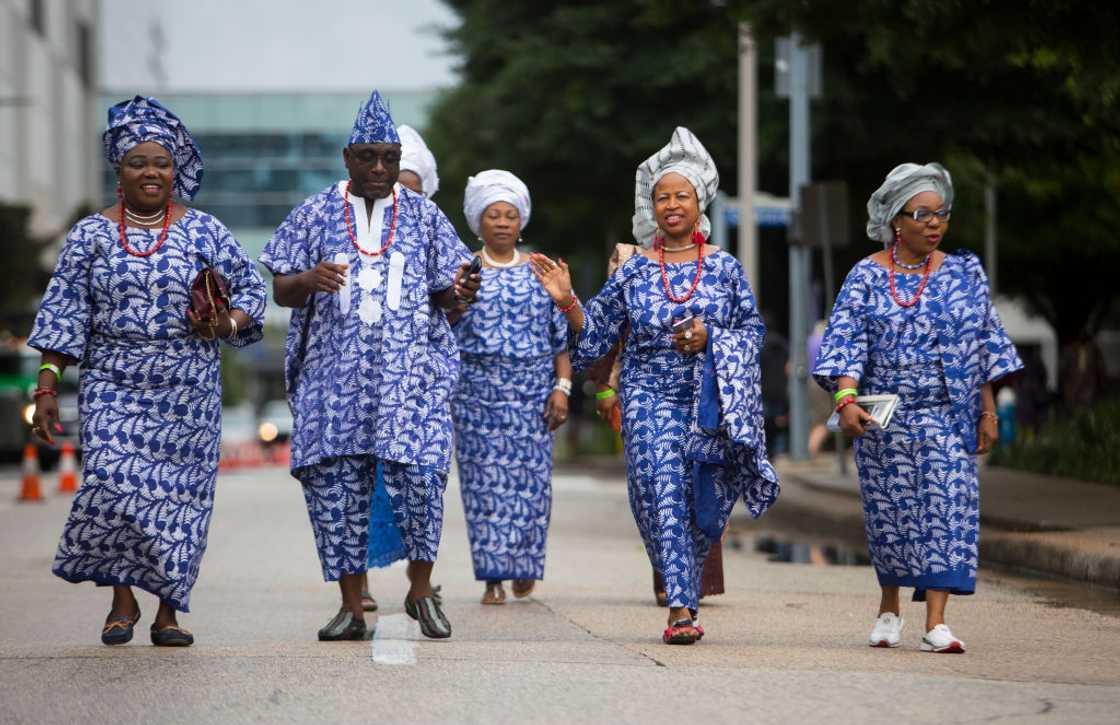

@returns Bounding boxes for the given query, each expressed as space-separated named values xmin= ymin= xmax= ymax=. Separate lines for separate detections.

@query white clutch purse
xmin=827 ymin=394 xmax=899 ymax=432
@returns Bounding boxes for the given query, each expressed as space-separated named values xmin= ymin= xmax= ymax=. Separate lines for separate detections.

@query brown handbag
xmin=189 ymin=267 xmax=231 ymax=335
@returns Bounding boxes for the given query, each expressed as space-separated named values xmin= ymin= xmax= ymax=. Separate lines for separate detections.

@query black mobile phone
xmin=467 ymin=256 xmax=483 ymax=276
xmin=671 ymin=314 xmax=695 ymax=334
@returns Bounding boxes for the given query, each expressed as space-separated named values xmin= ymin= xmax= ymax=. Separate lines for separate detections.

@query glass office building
xmin=98 ymin=90 xmax=437 ymax=406
xmin=99 ymin=90 xmax=436 ymax=257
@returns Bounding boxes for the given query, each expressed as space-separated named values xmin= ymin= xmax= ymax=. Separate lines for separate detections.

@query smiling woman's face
xmin=653 ymin=172 xmax=700 ymax=241
xmin=119 ymin=141 xmax=173 ymax=211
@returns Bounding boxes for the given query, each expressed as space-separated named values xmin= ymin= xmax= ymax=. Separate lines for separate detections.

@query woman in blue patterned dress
xmin=813 ymin=163 xmax=1022 ymax=654
xmin=531 ymin=128 xmax=779 ymax=644
xmin=452 ymin=170 xmax=570 ymax=605
xmin=28 ymin=96 xmax=267 ymax=647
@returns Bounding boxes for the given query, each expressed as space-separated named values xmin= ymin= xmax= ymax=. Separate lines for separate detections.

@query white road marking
xmin=371 ymin=613 xmax=419 ymax=665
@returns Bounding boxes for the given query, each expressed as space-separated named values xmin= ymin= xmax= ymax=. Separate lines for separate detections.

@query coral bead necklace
xmin=657 ymin=230 xmax=706 ymax=304
xmin=344 ymin=181 xmax=398 ymax=257
xmin=117 ymin=198 xmax=173 ymax=257
xmin=888 ymin=242 xmax=932 ymax=308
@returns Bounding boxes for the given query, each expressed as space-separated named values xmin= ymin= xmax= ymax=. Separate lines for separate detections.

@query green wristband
xmin=834 ymin=387 xmax=858 ymax=403
xmin=39 ymin=363 xmax=62 ymax=384
xmin=595 ymin=388 xmax=616 ymax=400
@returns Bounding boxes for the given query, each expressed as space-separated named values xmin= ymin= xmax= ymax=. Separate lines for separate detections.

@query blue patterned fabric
xmin=813 ymin=252 xmax=1022 ymax=600
xmin=348 ymin=90 xmax=401 ymax=146
xmin=260 ymin=182 xmax=470 ymax=472
xmin=103 ymin=96 xmax=204 ymax=201
xmin=260 ymin=182 xmax=468 ymax=570
xmin=570 ymin=251 xmax=778 ymax=610
xmin=452 ymin=264 xmax=566 ymax=581
xmin=29 ymin=211 xmax=267 ymax=611
xmin=300 ymin=456 xmax=448 ymax=580
xmin=367 ymin=461 xmax=406 ymax=569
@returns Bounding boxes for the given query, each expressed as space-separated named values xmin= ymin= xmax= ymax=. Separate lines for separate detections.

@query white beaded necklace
xmin=481 ymin=247 xmax=520 ymax=268
xmin=124 ymin=206 xmax=166 ymax=226
xmin=661 ymin=242 xmax=697 ymax=253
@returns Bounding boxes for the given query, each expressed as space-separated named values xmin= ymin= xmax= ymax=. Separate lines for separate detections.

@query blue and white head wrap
xmin=463 ymin=170 xmax=531 ymax=237
xmin=102 ymin=96 xmax=203 ymax=201
xmin=632 ymin=127 xmax=719 ymax=248
xmin=349 ymin=90 xmax=401 ymax=146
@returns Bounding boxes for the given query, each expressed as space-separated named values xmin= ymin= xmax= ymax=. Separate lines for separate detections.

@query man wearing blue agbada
xmin=260 ymin=90 xmax=480 ymax=641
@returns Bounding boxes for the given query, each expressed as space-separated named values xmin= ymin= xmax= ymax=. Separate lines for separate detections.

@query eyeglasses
xmin=902 ymin=207 xmax=951 ymax=224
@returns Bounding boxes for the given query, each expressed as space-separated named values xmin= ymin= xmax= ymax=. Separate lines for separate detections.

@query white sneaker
xmin=868 ymin=612 xmax=903 ymax=648
xmin=920 ymin=624 xmax=966 ymax=653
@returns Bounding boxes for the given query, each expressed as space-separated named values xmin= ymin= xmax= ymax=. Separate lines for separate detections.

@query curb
xmin=771 ymin=467 xmax=1120 ymax=591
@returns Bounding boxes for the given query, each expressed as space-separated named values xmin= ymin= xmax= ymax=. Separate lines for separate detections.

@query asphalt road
xmin=1 ymin=464 xmax=1119 ymax=724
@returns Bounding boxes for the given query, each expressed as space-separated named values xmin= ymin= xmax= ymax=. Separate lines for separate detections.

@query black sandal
xmin=405 ymin=594 xmax=451 ymax=639
xmin=101 ymin=607 xmax=141 ymax=646
xmin=150 ymin=623 xmax=194 ymax=647
xmin=360 ymin=591 xmax=378 ymax=612
xmin=317 ymin=609 xmax=372 ymax=641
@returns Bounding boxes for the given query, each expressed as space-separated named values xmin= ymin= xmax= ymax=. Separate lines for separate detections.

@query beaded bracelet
xmin=557 ymin=294 xmax=580 ymax=314
xmin=39 ymin=363 xmax=62 ymax=383
xmin=834 ymin=395 xmax=857 ymax=413
xmin=595 ymin=388 xmax=616 ymax=400
xmin=33 ymin=387 xmax=58 ymax=399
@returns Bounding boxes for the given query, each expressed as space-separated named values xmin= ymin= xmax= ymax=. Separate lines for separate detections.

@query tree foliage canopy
xmin=425 ymin=0 xmax=1120 ymax=343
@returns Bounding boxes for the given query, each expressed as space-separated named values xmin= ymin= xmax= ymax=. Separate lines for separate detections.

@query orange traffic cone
xmin=18 ymin=443 xmax=44 ymax=503
xmin=273 ymin=441 xmax=291 ymax=467
xmin=57 ymin=441 xmax=78 ymax=494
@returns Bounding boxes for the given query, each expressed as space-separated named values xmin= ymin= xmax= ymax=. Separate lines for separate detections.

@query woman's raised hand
xmin=529 ymin=254 xmax=574 ymax=306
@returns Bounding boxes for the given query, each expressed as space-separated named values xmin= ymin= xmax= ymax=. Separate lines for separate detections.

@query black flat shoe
xmin=150 ymin=623 xmax=194 ymax=647
xmin=360 ymin=591 xmax=379 ymax=612
xmin=101 ymin=607 xmax=141 ymax=646
xmin=405 ymin=594 xmax=451 ymax=639
xmin=317 ymin=609 xmax=372 ymax=641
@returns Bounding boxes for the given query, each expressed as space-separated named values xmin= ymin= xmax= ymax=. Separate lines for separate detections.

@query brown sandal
xmin=481 ymin=582 xmax=506 ymax=605
xmin=512 ymin=580 xmax=536 ymax=599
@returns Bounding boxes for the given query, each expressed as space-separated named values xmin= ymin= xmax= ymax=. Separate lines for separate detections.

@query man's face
xmin=343 ymin=143 xmax=401 ymax=199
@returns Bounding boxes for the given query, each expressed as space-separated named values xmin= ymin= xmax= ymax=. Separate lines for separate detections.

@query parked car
xmin=0 ymin=346 xmax=79 ymax=468
xmin=256 ymin=399 xmax=293 ymax=445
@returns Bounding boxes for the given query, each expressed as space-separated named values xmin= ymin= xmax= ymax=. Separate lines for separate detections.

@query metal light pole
xmin=737 ymin=23 xmax=759 ymax=295
xmin=786 ymin=33 xmax=812 ymax=461
xmin=985 ymin=173 xmax=998 ymax=295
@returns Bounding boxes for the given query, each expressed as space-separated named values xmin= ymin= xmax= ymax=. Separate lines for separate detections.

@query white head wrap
xmin=463 ymin=169 xmax=531 ymax=237
xmin=866 ymin=162 xmax=954 ymax=245
xmin=632 ymin=127 xmax=719 ymax=248
xmin=397 ymin=125 xmax=440 ymax=198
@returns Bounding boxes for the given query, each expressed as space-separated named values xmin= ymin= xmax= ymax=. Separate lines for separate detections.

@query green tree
xmin=424 ymin=1 xmax=751 ymax=283
xmin=425 ymin=0 xmax=1120 ymax=398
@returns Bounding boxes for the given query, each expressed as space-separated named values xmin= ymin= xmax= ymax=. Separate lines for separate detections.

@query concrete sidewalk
xmin=776 ymin=458 xmax=1120 ymax=590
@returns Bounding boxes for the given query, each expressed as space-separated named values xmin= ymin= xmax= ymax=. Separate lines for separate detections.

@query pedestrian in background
xmin=531 ymin=127 xmax=780 ymax=645
xmin=260 ymin=90 xmax=479 ymax=641
xmin=759 ymin=311 xmax=790 ymax=457
xmin=813 ymin=163 xmax=1023 ymax=653
xmin=29 ymin=96 xmax=267 ymax=647
xmin=451 ymin=170 xmax=570 ymax=605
